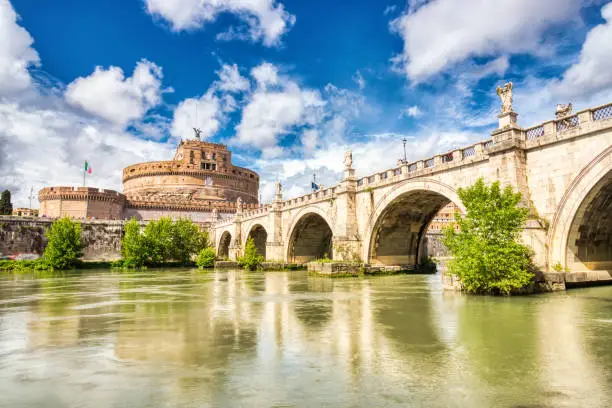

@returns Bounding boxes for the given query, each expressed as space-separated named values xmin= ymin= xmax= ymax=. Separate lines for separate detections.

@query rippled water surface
xmin=1 ymin=269 xmax=611 ymax=407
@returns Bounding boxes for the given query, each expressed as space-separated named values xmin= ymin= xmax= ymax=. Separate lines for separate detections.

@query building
xmin=426 ymin=202 xmax=460 ymax=233
xmin=11 ymin=207 xmax=39 ymax=217
xmin=38 ymin=139 xmax=259 ymax=222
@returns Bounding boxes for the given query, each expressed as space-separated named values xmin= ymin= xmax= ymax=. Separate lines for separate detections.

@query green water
xmin=0 ymin=269 xmax=611 ymax=408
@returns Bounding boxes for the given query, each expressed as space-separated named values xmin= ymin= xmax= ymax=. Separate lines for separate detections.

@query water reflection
xmin=0 ymin=270 xmax=611 ymax=407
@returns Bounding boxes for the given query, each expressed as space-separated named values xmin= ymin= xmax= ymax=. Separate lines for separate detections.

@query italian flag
xmin=85 ymin=161 xmax=92 ymax=174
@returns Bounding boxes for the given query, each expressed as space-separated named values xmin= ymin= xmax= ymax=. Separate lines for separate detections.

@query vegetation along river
xmin=0 ymin=269 xmax=611 ymax=407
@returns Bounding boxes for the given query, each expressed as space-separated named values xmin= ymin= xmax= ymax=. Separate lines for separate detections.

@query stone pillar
xmin=333 ymin=151 xmax=362 ymax=262
xmin=266 ymin=182 xmax=285 ymax=261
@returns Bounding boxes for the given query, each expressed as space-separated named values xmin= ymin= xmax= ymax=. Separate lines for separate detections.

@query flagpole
xmin=83 ymin=161 xmax=86 ymax=187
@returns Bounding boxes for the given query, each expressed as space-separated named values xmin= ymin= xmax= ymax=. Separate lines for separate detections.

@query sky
xmin=1 ymin=0 xmax=612 ymax=207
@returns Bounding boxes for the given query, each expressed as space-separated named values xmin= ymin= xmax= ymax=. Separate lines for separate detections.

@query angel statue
xmin=496 ymin=82 xmax=513 ymax=114
xmin=275 ymin=181 xmax=282 ymax=196
xmin=344 ymin=150 xmax=353 ymax=169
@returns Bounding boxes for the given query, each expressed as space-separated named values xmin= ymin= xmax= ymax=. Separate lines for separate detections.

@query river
xmin=0 ymin=269 xmax=611 ymax=407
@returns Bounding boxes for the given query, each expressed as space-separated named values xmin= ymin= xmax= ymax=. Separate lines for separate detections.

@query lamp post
xmin=402 ymin=138 xmax=407 ymax=163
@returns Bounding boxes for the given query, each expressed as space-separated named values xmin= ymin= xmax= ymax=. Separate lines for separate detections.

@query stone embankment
xmin=0 ymin=216 xmax=124 ymax=261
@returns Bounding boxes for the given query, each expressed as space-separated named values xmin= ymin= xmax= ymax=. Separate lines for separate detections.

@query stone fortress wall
xmin=38 ymin=187 xmax=125 ymax=220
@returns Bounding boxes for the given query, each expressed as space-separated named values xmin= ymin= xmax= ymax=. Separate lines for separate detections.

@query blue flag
xmin=311 ymin=182 xmax=319 ymax=190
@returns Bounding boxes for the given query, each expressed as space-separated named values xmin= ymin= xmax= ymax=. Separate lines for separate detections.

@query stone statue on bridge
xmin=275 ymin=181 xmax=282 ymax=196
xmin=236 ymin=197 xmax=243 ymax=214
xmin=496 ymin=82 xmax=514 ymax=114
xmin=556 ymin=103 xmax=573 ymax=119
xmin=344 ymin=150 xmax=353 ymax=169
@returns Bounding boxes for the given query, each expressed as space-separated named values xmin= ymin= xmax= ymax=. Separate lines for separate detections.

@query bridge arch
xmin=244 ymin=224 xmax=268 ymax=259
xmin=548 ymin=145 xmax=612 ymax=272
xmin=286 ymin=207 xmax=335 ymax=264
xmin=363 ymin=179 xmax=465 ymax=268
xmin=217 ymin=230 xmax=232 ymax=259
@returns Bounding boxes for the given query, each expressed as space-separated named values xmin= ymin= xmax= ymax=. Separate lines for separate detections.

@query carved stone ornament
xmin=343 ymin=150 xmax=353 ymax=169
xmin=555 ymin=103 xmax=573 ymax=119
xmin=496 ymin=81 xmax=514 ymax=114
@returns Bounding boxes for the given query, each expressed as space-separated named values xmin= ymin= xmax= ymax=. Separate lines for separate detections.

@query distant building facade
xmin=12 ymin=207 xmax=39 ymax=217
xmin=38 ymin=140 xmax=259 ymax=222
xmin=427 ymin=202 xmax=460 ymax=233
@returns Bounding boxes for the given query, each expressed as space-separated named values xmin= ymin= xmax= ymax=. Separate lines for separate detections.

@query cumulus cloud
xmin=234 ymin=62 xmax=326 ymax=150
xmin=65 ymin=60 xmax=165 ymax=127
xmin=0 ymin=0 xmax=40 ymax=95
xmin=552 ymin=2 xmax=612 ymax=98
xmin=144 ymin=0 xmax=295 ymax=46
xmin=215 ymin=63 xmax=250 ymax=93
xmin=171 ymin=91 xmax=222 ymax=140
xmin=391 ymin=0 xmax=580 ymax=82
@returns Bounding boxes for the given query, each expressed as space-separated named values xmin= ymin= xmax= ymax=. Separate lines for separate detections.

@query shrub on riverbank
xmin=42 ymin=217 xmax=84 ymax=270
xmin=442 ymin=178 xmax=534 ymax=295
xmin=119 ymin=217 xmax=208 ymax=268
xmin=196 ymin=247 xmax=216 ymax=268
xmin=238 ymin=237 xmax=263 ymax=271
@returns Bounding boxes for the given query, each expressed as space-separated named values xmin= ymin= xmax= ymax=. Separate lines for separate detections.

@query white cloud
xmin=234 ymin=62 xmax=326 ymax=150
xmin=391 ymin=0 xmax=580 ymax=82
xmin=400 ymin=105 xmax=423 ymax=118
xmin=0 ymin=0 xmax=40 ymax=95
xmin=353 ymin=70 xmax=366 ymax=90
xmin=251 ymin=62 xmax=279 ymax=89
xmin=144 ymin=0 xmax=295 ymax=46
xmin=552 ymin=2 xmax=612 ymax=98
xmin=216 ymin=63 xmax=250 ymax=93
xmin=65 ymin=60 xmax=165 ymax=127
xmin=171 ymin=91 xmax=222 ymax=140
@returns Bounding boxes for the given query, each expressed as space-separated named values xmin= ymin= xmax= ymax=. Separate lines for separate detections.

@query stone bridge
xmin=212 ymin=101 xmax=612 ymax=274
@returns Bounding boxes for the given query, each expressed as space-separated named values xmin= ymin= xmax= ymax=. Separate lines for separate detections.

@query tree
xmin=0 ymin=190 xmax=12 ymax=215
xmin=238 ymin=237 xmax=264 ymax=271
xmin=442 ymin=178 xmax=534 ymax=295
xmin=120 ymin=218 xmax=150 ymax=267
xmin=42 ymin=217 xmax=84 ymax=270
xmin=171 ymin=218 xmax=208 ymax=263
xmin=196 ymin=247 xmax=216 ymax=268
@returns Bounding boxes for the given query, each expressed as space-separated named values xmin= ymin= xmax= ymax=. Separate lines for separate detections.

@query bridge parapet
xmin=524 ymin=102 xmax=612 ymax=148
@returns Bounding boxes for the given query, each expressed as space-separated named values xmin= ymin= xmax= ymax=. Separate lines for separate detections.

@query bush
xmin=120 ymin=218 xmax=150 ymax=267
xmin=42 ymin=217 xmax=84 ymax=270
xmin=196 ymin=247 xmax=216 ymax=268
xmin=442 ymin=178 xmax=534 ymax=295
xmin=119 ymin=217 xmax=208 ymax=267
xmin=238 ymin=237 xmax=263 ymax=271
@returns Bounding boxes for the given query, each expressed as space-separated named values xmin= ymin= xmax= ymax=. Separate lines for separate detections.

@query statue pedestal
xmin=498 ymin=111 xmax=518 ymax=129
xmin=343 ymin=168 xmax=355 ymax=180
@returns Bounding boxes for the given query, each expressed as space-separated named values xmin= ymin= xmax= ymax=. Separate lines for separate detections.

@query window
xmin=212 ymin=152 xmax=216 ymax=160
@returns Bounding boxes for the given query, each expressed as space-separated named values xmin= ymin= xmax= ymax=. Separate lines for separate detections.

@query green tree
xmin=238 ymin=237 xmax=264 ymax=271
xmin=42 ymin=217 xmax=84 ymax=270
xmin=196 ymin=247 xmax=216 ymax=268
xmin=171 ymin=218 xmax=208 ymax=263
xmin=442 ymin=178 xmax=534 ymax=295
xmin=120 ymin=218 xmax=150 ymax=267
xmin=0 ymin=190 xmax=12 ymax=215
xmin=144 ymin=217 xmax=175 ymax=265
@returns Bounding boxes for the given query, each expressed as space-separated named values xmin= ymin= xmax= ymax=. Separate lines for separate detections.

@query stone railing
xmin=241 ymin=204 xmax=273 ymax=219
xmin=355 ymin=140 xmax=492 ymax=191
xmin=281 ymin=186 xmax=338 ymax=210
xmin=522 ymin=102 xmax=612 ymax=145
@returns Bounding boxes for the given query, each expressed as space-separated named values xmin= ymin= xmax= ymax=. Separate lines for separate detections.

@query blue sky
xmin=1 ymin=0 xmax=612 ymax=206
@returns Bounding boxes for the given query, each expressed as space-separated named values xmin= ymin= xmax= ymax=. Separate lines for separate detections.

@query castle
xmin=38 ymin=139 xmax=259 ymax=223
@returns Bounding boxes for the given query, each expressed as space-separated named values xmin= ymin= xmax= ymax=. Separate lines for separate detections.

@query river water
xmin=0 ymin=269 xmax=611 ymax=408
